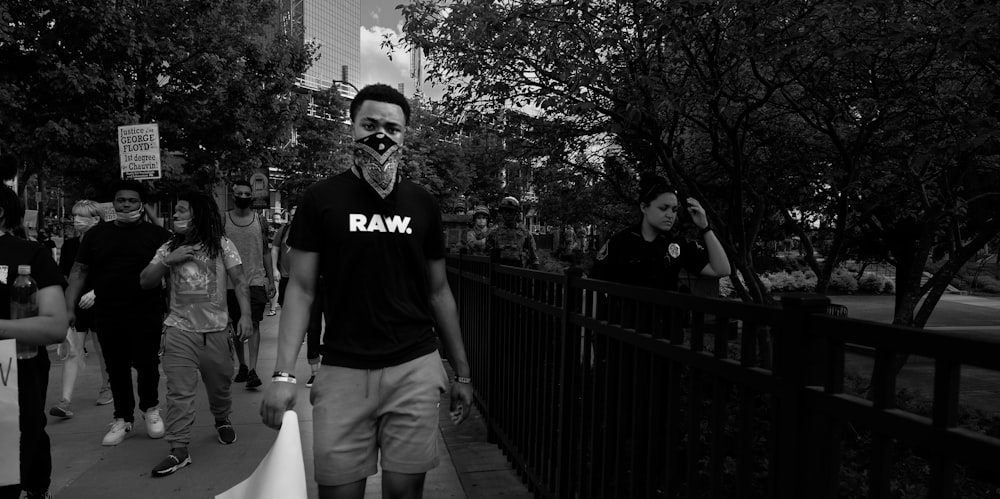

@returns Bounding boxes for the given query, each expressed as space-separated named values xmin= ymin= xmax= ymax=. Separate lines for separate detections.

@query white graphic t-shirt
xmin=153 ymin=237 xmax=242 ymax=333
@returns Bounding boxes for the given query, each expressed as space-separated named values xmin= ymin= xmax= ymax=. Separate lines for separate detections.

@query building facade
xmin=280 ymin=0 xmax=360 ymax=95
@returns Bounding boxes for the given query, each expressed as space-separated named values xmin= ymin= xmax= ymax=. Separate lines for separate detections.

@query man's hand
xmin=66 ymin=309 xmax=76 ymax=328
xmin=266 ymin=280 xmax=276 ymax=299
xmin=449 ymin=382 xmax=474 ymax=425
xmin=78 ymin=290 xmax=96 ymax=309
xmin=164 ymin=245 xmax=197 ymax=266
xmin=235 ymin=315 xmax=253 ymax=342
xmin=260 ymin=380 xmax=298 ymax=430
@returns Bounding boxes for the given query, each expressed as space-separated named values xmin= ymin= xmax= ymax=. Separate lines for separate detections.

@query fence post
xmin=485 ymin=257 xmax=499 ymax=444
xmin=555 ymin=267 xmax=583 ymax=497
xmin=774 ymin=293 xmax=830 ymax=497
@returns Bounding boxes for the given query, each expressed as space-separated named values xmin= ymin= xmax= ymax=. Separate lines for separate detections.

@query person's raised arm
xmin=426 ymin=258 xmax=473 ymax=424
xmin=0 ymin=284 xmax=67 ymax=345
xmin=686 ymin=198 xmax=731 ymax=277
xmin=260 ymin=248 xmax=318 ymax=429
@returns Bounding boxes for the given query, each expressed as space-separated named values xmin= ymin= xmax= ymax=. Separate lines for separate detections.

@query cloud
xmin=359 ymin=25 xmax=445 ymax=101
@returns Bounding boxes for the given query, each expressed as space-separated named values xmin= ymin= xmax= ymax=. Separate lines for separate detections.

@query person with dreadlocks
xmin=139 ymin=191 xmax=253 ymax=477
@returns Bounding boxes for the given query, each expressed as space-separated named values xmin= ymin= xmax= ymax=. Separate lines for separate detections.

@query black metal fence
xmin=445 ymin=254 xmax=1000 ymax=498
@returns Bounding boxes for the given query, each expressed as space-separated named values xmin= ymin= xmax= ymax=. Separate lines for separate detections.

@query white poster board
xmin=0 ymin=339 xmax=20 ymax=487
xmin=118 ymin=124 xmax=161 ymax=180
xmin=96 ymin=202 xmax=116 ymax=222
xmin=216 ymin=411 xmax=306 ymax=499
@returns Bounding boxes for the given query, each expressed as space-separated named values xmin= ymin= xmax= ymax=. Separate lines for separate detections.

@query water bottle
xmin=10 ymin=265 xmax=38 ymax=359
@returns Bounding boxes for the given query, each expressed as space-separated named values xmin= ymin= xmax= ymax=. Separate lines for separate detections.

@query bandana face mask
xmin=354 ymin=132 xmax=402 ymax=199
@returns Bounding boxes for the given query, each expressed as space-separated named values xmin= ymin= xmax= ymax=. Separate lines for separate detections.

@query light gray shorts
xmin=310 ymin=350 xmax=448 ymax=486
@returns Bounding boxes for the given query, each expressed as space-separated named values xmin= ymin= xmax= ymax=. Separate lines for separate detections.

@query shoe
xmin=306 ymin=375 xmax=315 ymax=388
xmin=49 ymin=400 xmax=74 ymax=418
xmin=266 ymin=309 xmax=277 ymax=316
xmin=96 ymin=386 xmax=113 ymax=406
xmin=245 ymin=369 xmax=262 ymax=389
xmin=144 ymin=407 xmax=165 ymax=439
xmin=215 ymin=419 xmax=237 ymax=444
xmin=102 ymin=419 xmax=132 ymax=446
xmin=234 ymin=364 xmax=249 ymax=383
xmin=151 ymin=448 xmax=191 ymax=477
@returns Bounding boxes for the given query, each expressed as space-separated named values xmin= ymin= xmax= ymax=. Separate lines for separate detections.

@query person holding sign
xmin=259 ymin=84 xmax=473 ymax=499
xmin=140 ymin=191 xmax=251 ymax=477
xmin=0 ymin=185 xmax=68 ymax=499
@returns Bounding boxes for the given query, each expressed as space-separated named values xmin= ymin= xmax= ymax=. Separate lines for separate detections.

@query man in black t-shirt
xmin=260 ymin=84 xmax=473 ymax=499
xmin=65 ymin=179 xmax=172 ymax=447
xmin=0 ymin=185 xmax=68 ymax=499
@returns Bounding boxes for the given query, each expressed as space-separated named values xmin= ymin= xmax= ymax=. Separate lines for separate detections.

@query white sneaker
xmin=144 ymin=407 xmax=165 ymax=439
xmin=102 ymin=419 xmax=132 ymax=446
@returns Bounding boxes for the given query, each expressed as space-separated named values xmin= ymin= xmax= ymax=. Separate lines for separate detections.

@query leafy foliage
xmin=398 ymin=0 xmax=1000 ymax=326
xmin=0 ymin=0 xmax=313 ymax=201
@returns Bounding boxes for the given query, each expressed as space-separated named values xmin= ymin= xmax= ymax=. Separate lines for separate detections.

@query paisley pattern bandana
xmin=354 ymin=132 xmax=402 ymax=199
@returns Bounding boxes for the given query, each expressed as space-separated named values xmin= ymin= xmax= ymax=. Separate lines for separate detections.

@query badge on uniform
xmin=668 ymin=243 xmax=681 ymax=258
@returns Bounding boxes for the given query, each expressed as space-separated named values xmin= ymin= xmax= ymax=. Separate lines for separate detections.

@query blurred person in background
xmin=49 ymin=200 xmax=112 ymax=419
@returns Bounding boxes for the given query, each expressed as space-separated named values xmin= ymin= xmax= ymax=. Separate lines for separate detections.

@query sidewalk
xmin=44 ymin=312 xmax=528 ymax=498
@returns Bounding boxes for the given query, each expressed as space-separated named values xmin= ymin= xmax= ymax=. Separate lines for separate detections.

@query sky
xmin=358 ymin=0 xmax=446 ymax=100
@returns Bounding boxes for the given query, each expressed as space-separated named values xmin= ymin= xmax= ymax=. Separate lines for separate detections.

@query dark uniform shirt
xmin=486 ymin=223 xmax=538 ymax=268
xmin=589 ymin=225 xmax=709 ymax=291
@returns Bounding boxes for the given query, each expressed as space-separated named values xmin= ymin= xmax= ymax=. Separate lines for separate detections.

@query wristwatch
xmin=698 ymin=225 xmax=713 ymax=236
xmin=454 ymin=376 xmax=472 ymax=384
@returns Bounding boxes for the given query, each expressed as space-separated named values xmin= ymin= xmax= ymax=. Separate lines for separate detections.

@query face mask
xmin=116 ymin=208 xmax=142 ymax=223
xmin=73 ymin=216 xmax=98 ymax=233
xmin=233 ymin=197 xmax=253 ymax=209
xmin=172 ymin=219 xmax=192 ymax=233
xmin=353 ymin=132 xmax=402 ymax=199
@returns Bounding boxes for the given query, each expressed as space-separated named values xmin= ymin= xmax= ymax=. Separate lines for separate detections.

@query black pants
xmin=279 ymin=277 xmax=323 ymax=361
xmin=97 ymin=313 xmax=163 ymax=423
xmin=0 ymin=354 xmax=52 ymax=498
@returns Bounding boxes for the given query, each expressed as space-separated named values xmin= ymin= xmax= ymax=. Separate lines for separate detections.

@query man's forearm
xmin=431 ymin=288 xmax=470 ymax=377
xmin=274 ymin=281 xmax=312 ymax=371
xmin=65 ymin=263 xmax=89 ymax=310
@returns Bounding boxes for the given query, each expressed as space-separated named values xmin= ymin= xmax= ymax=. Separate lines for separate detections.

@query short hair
xmin=0 ymin=184 xmax=24 ymax=232
xmin=110 ymin=179 xmax=148 ymax=202
xmin=72 ymin=200 xmax=102 ymax=218
xmin=637 ymin=173 xmax=676 ymax=206
xmin=350 ymin=84 xmax=411 ymax=125
xmin=232 ymin=179 xmax=252 ymax=191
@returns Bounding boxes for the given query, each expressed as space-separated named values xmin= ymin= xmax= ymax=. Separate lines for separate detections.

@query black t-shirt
xmin=75 ymin=221 xmax=171 ymax=318
xmin=289 ymin=171 xmax=445 ymax=369
xmin=0 ymin=234 xmax=66 ymax=320
xmin=590 ymin=225 xmax=709 ymax=291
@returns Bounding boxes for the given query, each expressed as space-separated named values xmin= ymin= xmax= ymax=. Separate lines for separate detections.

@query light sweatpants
xmin=162 ymin=326 xmax=233 ymax=447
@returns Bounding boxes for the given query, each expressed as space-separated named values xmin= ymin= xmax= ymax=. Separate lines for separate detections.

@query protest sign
xmin=118 ymin=124 xmax=161 ymax=180
xmin=216 ymin=411 xmax=306 ymax=499
xmin=0 ymin=339 xmax=19 ymax=487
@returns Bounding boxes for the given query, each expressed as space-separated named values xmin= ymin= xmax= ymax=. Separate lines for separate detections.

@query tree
xmin=0 ymin=0 xmax=313 ymax=203
xmin=399 ymin=0 xmax=1000 ymax=320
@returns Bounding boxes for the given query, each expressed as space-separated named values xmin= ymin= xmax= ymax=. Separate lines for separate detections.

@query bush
xmin=858 ymin=272 xmax=894 ymax=294
xmin=828 ymin=268 xmax=859 ymax=294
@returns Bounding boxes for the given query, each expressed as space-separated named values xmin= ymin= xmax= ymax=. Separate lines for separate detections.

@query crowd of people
xmin=1 ymin=84 xmax=730 ymax=499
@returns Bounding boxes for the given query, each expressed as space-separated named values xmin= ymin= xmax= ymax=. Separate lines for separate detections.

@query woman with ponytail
xmin=590 ymin=173 xmax=730 ymax=290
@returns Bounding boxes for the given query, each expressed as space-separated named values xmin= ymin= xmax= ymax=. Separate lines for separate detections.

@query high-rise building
xmin=279 ymin=0 xmax=360 ymax=97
